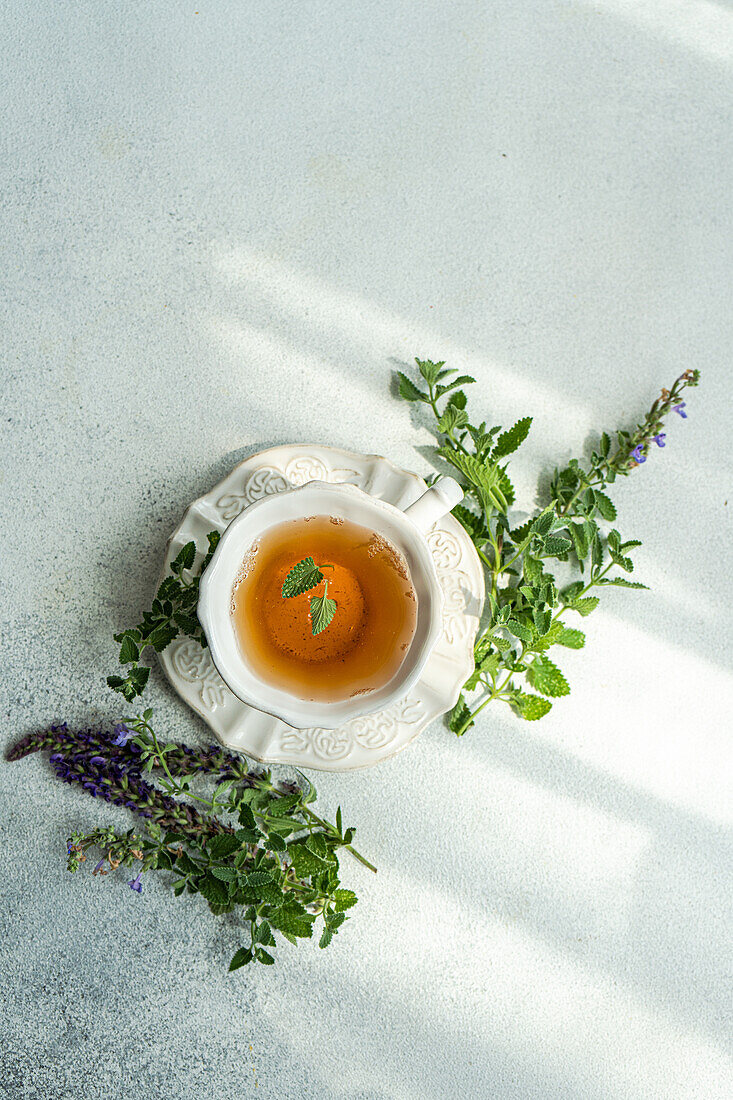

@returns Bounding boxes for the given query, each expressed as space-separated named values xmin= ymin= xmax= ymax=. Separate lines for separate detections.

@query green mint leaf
xmin=396 ymin=370 xmax=428 ymax=402
xmin=435 ymin=374 xmax=476 ymax=397
xmin=244 ymin=870 xmax=276 ymax=888
xmin=229 ymin=947 xmax=253 ymax=971
xmin=118 ymin=636 xmax=140 ymax=665
xmin=310 ymin=593 xmax=337 ymax=635
xmin=268 ymin=908 xmax=314 ymax=939
xmin=129 ymin=665 xmax=150 ymax=692
xmin=527 ymin=655 xmax=570 ymax=697
xmin=452 ymin=504 xmax=488 ymax=544
xmin=533 ymin=607 xmax=552 ymax=636
xmin=156 ymin=576 xmax=182 ymax=601
xmin=509 ymin=519 xmax=533 ymax=543
xmin=415 ymin=358 xmax=445 ymax=386
xmin=447 ymin=389 xmax=468 ymax=410
xmin=437 ymin=405 xmax=469 ymax=434
xmin=146 ymin=622 xmax=179 ymax=652
xmin=556 ymin=627 xmax=586 ymax=649
xmin=438 ymin=448 xmax=509 ymax=512
xmin=173 ymin=610 xmax=200 ymax=635
xmin=256 ymin=921 xmax=276 ymax=946
xmin=448 ymin=695 xmax=474 ymax=735
xmin=281 ymin=557 xmax=323 ymax=598
xmin=602 ymin=578 xmax=649 ymax=589
xmin=107 ymin=675 xmax=126 ymax=692
xmin=594 ymin=490 xmax=617 ymax=521
xmin=512 ymin=692 xmax=553 ymax=721
xmin=211 ymin=867 xmax=238 ymax=883
xmin=198 ymin=872 xmax=230 ymax=908
xmin=289 ymin=842 xmax=328 ymax=877
xmin=531 ymin=507 xmax=555 ymax=538
xmin=610 ymin=553 xmax=634 ymax=573
xmin=607 ymin=528 xmax=621 ymax=553
xmin=255 ymin=948 xmax=275 ymax=965
xmin=569 ymin=596 xmax=599 ymax=617
xmin=620 ymin=539 xmax=642 ymax=551
xmin=492 ymin=417 xmax=532 ymax=459
xmin=333 ymin=889 xmax=358 ymax=912
xmin=506 ymin=619 xmax=533 ymax=644
xmin=206 ymin=834 xmax=242 ymax=860
xmin=266 ymin=832 xmax=287 ymax=853
xmin=319 ymin=927 xmax=334 ymax=949
xmin=543 ymin=536 xmax=572 ymax=556
xmin=172 ymin=541 xmax=196 ymax=572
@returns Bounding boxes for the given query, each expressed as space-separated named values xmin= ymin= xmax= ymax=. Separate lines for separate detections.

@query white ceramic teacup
xmin=198 ymin=476 xmax=464 ymax=730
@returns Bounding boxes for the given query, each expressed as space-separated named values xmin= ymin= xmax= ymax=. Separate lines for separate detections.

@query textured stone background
xmin=2 ymin=2 xmax=732 ymax=1098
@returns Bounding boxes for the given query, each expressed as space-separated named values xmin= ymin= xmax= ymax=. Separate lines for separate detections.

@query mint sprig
xmin=282 ymin=557 xmax=337 ymax=636
xmin=394 ymin=358 xmax=699 ymax=732
xmin=107 ymin=531 xmax=220 ymax=702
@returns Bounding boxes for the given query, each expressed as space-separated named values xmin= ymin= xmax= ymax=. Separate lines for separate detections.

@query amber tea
xmin=231 ymin=515 xmax=417 ymax=702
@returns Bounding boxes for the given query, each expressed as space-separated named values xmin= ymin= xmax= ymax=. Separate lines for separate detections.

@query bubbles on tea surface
xmin=230 ymin=541 xmax=260 ymax=611
xmin=367 ymin=533 xmax=410 ymax=582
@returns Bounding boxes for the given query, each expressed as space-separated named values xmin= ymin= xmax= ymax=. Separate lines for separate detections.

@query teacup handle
xmin=403 ymin=476 xmax=464 ymax=533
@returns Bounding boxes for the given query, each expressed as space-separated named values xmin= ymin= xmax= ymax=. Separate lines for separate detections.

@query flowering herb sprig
xmin=395 ymin=359 xmax=699 ymax=732
xmin=9 ymin=717 xmax=373 ymax=968
xmin=9 ymin=534 xmax=375 ymax=969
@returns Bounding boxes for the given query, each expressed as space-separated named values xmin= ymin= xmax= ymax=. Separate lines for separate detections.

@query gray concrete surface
xmin=2 ymin=2 xmax=732 ymax=1098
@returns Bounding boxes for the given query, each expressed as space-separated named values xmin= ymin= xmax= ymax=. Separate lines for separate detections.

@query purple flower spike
xmin=631 ymin=444 xmax=647 ymax=464
xmin=653 ymin=433 xmax=666 ymax=447
xmin=93 ymin=858 xmax=105 ymax=874
xmin=112 ymin=724 xmax=133 ymax=747
xmin=128 ymin=872 xmax=143 ymax=894
xmin=673 ymin=402 xmax=687 ymax=418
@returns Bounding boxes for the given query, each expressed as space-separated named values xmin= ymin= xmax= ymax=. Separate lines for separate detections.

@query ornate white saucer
xmin=159 ymin=445 xmax=484 ymax=771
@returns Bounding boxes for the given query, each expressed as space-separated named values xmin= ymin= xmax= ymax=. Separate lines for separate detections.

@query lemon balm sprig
xmin=281 ymin=557 xmax=337 ymax=635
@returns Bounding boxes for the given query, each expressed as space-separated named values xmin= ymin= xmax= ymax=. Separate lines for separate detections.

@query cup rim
xmin=197 ymin=481 xmax=445 ymax=729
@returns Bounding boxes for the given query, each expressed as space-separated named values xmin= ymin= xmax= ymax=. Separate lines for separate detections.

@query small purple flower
xmin=67 ymin=841 xmax=75 ymax=855
xmin=93 ymin=858 xmax=105 ymax=874
xmin=653 ymin=433 xmax=666 ymax=448
xmin=112 ymin=724 xmax=133 ymax=747
xmin=128 ymin=872 xmax=143 ymax=894
xmin=673 ymin=402 xmax=687 ymax=418
xmin=631 ymin=444 xmax=647 ymax=464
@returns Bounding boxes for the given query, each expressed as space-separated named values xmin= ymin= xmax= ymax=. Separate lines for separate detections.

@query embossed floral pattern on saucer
xmin=159 ymin=445 xmax=484 ymax=771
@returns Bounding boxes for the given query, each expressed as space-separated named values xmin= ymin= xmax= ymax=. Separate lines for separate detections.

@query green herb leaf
xmin=206 ymin=834 xmax=242 ymax=860
xmin=569 ymin=596 xmax=600 ymax=616
xmin=229 ymin=947 xmax=253 ymax=971
xmin=527 ymin=656 xmax=570 ymax=697
xmin=415 ymin=358 xmax=445 ymax=386
xmin=543 ymin=536 xmax=572 ymax=557
xmin=556 ymin=627 xmax=586 ymax=649
xmin=594 ymin=491 xmax=617 ymax=521
xmin=396 ymin=370 xmax=428 ymax=402
xmin=506 ymin=619 xmax=533 ymax=644
xmin=282 ymin=557 xmax=323 ymax=598
xmin=333 ymin=889 xmax=358 ymax=912
xmin=601 ymin=578 xmax=649 ymax=589
xmin=198 ymin=872 xmax=230 ymax=908
xmin=310 ymin=592 xmax=337 ymax=635
xmin=492 ymin=417 xmax=532 ymax=459
xmin=448 ymin=695 xmax=474 ymax=735
xmin=512 ymin=692 xmax=553 ymax=721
